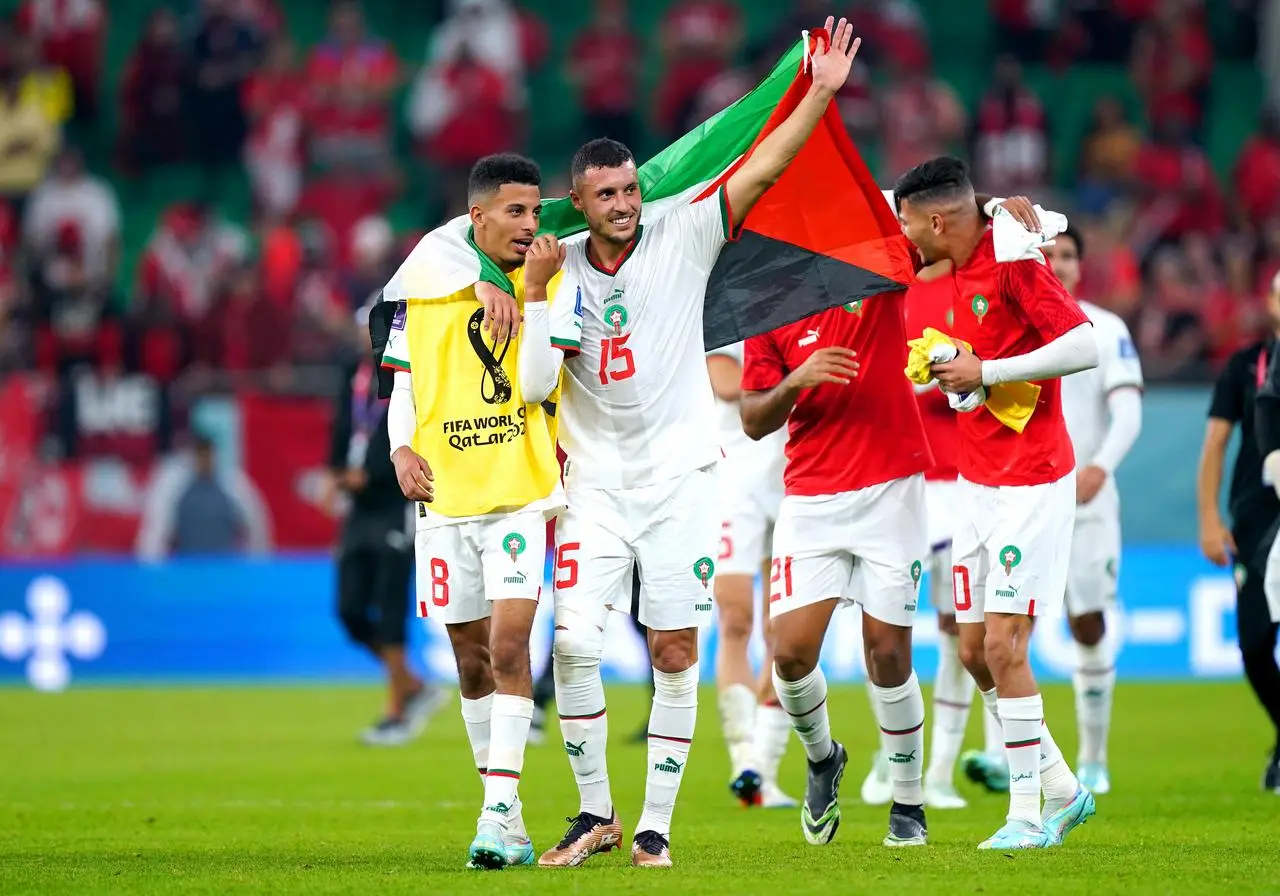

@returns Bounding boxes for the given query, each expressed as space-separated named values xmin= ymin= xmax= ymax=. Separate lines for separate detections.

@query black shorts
xmin=1234 ymin=523 xmax=1278 ymax=650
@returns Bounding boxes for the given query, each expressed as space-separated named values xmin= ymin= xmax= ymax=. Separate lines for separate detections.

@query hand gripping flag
xmin=539 ymin=29 xmax=915 ymax=350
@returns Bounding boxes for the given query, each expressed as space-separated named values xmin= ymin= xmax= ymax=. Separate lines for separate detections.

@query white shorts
xmin=1064 ymin=510 xmax=1121 ymax=617
xmin=554 ymin=465 xmax=718 ymax=631
xmin=951 ymin=472 xmax=1075 ymax=624
xmin=768 ymin=474 xmax=927 ymax=627
xmin=413 ymin=509 xmax=547 ymax=625
xmin=924 ymin=479 xmax=958 ymax=613
xmin=717 ymin=473 xmax=783 ymax=577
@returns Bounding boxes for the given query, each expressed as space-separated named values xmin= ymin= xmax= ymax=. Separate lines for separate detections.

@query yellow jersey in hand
xmin=381 ymin=265 xmax=567 ymax=522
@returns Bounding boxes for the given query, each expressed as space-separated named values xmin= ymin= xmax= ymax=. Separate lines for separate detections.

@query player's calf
xmin=864 ymin=617 xmax=928 ymax=847
xmin=1068 ymin=611 xmax=1114 ymax=793
xmin=635 ymin=628 xmax=698 ymax=860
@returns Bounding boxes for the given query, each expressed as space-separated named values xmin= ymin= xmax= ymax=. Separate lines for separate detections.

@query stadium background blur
xmin=0 ymin=0 xmax=1274 ymax=693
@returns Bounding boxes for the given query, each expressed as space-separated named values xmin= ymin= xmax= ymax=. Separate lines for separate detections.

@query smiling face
xmin=571 ymin=160 xmax=643 ymax=247
xmin=470 ymin=183 xmax=541 ymax=271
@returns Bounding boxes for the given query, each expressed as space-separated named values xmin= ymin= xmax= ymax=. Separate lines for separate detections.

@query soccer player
xmin=904 ymin=260 xmax=987 ymax=810
xmin=518 ymin=17 xmax=864 ymax=868
xmin=741 ymin=273 xmax=944 ymax=847
xmin=1198 ymin=270 xmax=1280 ymax=791
xmin=382 ymin=153 xmax=573 ymax=869
xmin=893 ymin=156 xmax=1099 ymax=849
xmin=706 ymin=343 xmax=796 ymax=809
xmin=1049 ymin=226 xmax=1143 ymax=795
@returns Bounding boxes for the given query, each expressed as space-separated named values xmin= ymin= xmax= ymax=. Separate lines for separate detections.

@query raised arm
xmin=724 ymin=17 xmax=860 ymax=230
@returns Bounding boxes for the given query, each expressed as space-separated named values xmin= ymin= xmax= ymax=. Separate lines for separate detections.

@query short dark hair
xmin=1056 ymin=224 xmax=1084 ymax=260
xmin=892 ymin=156 xmax=974 ymax=211
xmin=571 ymin=138 xmax=635 ymax=184
xmin=468 ymin=153 xmax=541 ymax=204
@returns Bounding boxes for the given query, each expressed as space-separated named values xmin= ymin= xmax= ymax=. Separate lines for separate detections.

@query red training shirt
xmin=903 ymin=275 xmax=959 ymax=481
xmin=947 ymin=230 xmax=1089 ymax=487
xmin=742 ymin=293 xmax=933 ymax=497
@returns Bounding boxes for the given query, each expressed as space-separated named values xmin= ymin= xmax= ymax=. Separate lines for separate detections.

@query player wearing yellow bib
xmin=382 ymin=154 xmax=577 ymax=871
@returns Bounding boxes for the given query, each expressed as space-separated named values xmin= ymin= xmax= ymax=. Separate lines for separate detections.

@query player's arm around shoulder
xmin=516 ymin=234 xmax=571 ymax=404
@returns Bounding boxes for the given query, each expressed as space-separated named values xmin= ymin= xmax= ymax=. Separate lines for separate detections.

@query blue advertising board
xmin=0 ymin=546 xmax=1259 ymax=691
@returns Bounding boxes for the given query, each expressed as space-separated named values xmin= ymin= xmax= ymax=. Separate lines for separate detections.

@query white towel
xmin=928 ymin=342 xmax=985 ymax=412
xmin=989 ymin=202 xmax=1069 ymax=264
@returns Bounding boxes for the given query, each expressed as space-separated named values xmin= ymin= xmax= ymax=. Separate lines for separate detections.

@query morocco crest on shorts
xmin=694 ymin=557 xmax=715 ymax=588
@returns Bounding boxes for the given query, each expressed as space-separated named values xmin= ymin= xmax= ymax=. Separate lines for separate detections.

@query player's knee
xmin=336 ymin=604 xmax=373 ymax=647
xmin=490 ymin=630 xmax=531 ymax=684
xmin=771 ymin=639 xmax=817 ymax=682
xmin=450 ymin=634 xmax=492 ymax=692
xmin=649 ymin=630 xmax=696 ymax=674
xmin=1069 ymin=612 xmax=1105 ymax=647
xmin=957 ymin=634 xmax=988 ymax=679
xmin=865 ymin=640 xmax=910 ymax=686
xmin=717 ymin=603 xmax=753 ymax=645
xmin=982 ymin=625 xmax=1026 ymax=673
xmin=552 ymin=615 xmax=604 ymax=669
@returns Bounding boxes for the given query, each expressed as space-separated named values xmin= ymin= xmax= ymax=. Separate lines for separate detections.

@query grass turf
xmin=0 ymin=682 xmax=1274 ymax=894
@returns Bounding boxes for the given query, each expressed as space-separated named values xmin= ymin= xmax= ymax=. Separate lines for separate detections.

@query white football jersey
xmin=550 ymin=190 xmax=731 ymax=489
xmin=1062 ymin=300 xmax=1143 ymax=517
xmin=708 ymin=341 xmax=786 ymax=494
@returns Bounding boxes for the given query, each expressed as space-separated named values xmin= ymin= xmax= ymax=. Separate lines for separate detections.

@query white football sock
xmin=1073 ymin=637 xmax=1116 ymax=765
xmin=980 ymin=687 xmax=1004 ymax=759
xmin=773 ymin=665 xmax=834 ymax=763
xmin=717 ymin=683 xmax=757 ymax=776
xmin=751 ymin=701 xmax=792 ymax=784
xmin=871 ymin=671 xmax=926 ymax=806
xmin=926 ymin=632 xmax=972 ymax=784
xmin=998 ymin=695 xmax=1043 ymax=826
xmin=460 ymin=691 xmax=494 ymax=780
xmin=480 ymin=694 xmax=532 ymax=824
xmin=555 ymin=646 xmax=612 ymax=818
xmin=1039 ymin=719 xmax=1080 ymax=805
xmin=638 ymin=666 xmax=698 ymax=839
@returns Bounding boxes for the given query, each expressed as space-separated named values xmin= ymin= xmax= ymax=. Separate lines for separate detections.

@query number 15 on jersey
xmin=598 ymin=336 xmax=636 ymax=385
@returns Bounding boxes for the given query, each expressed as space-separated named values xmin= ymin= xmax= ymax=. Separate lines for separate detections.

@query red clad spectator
xmin=193 ymin=264 xmax=288 ymax=373
xmin=1134 ymin=115 xmax=1225 ymax=241
xmin=306 ymin=0 xmax=399 ymax=170
xmin=863 ymin=0 xmax=930 ymax=70
xmin=654 ymin=0 xmax=741 ymax=140
xmin=296 ymin=164 xmax=396 ymax=272
xmin=243 ymin=37 xmax=308 ymax=219
xmin=260 ymin=220 xmax=303 ymax=308
xmin=16 ymin=0 xmax=104 ymax=122
xmin=134 ymin=203 xmax=247 ymax=325
xmin=1203 ymin=239 xmax=1268 ymax=364
xmin=1233 ymin=108 xmax=1280 ymax=228
xmin=568 ymin=0 xmax=641 ymax=145
xmin=1130 ymin=0 xmax=1212 ymax=130
xmin=971 ymin=55 xmax=1049 ymax=195
xmin=879 ymin=47 xmax=965 ymax=178
xmin=117 ymin=9 xmax=188 ymax=174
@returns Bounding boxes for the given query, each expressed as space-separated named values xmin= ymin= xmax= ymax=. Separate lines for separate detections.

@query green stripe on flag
xmin=539 ymin=39 xmax=806 ymax=239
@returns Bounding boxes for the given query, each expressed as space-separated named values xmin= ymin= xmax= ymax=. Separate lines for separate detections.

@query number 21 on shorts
xmin=769 ymin=556 xmax=793 ymax=603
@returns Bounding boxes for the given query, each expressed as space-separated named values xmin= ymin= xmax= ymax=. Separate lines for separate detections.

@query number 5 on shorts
xmin=555 ymin=542 xmax=580 ymax=589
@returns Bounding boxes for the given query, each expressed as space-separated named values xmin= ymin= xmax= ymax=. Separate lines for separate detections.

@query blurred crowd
xmin=0 ymin=0 xmax=1273 ymax=414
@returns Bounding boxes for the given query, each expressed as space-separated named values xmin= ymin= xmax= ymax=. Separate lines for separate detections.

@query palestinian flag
xmin=539 ymin=30 xmax=915 ymax=350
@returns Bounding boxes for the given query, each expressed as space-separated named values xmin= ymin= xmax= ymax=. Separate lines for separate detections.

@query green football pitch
xmin=1 ymin=682 xmax=1275 ymax=895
